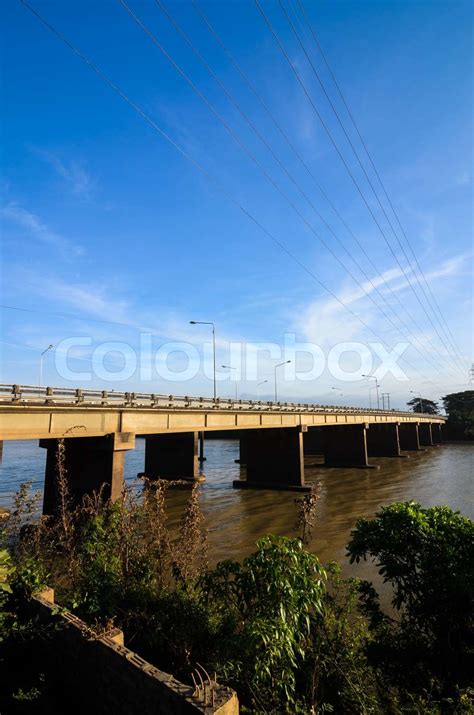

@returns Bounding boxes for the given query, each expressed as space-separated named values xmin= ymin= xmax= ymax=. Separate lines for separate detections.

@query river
xmin=0 ymin=439 xmax=472 ymax=586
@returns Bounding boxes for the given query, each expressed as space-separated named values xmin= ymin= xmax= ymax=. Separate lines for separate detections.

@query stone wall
xmin=33 ymin=589 xmax=238 ymax=715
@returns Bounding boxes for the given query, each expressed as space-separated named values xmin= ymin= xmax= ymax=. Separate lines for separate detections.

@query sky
xmin=0 ymin=0 xmax=472 ymax=409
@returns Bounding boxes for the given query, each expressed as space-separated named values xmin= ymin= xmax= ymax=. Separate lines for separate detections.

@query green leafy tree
xmin=442 ymin=390 xmax=474 ymax=439
xmin=407 ymin=396 xmax=439 ymax=414
xmin=347 ymin=502 xmax=474 ymax=702
xmin=202 ymin=535 xmax=327 ymax=711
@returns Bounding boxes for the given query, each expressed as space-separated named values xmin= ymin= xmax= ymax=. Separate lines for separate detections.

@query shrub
xmin=347 ymin=502 xmax=474 ymax=702
xmin=201 ymin=534 xmax=327 ymax=711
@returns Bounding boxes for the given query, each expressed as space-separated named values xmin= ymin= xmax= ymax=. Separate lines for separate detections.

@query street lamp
xmin=257 ymin=379 xmax=269 ymax=401
xmin=190 ymin=320 xmax=216 ymax=402
xmin=274 ymin=360 xmax=291 ymax=402
xmin=222 ymin=364 xmax=238 ymax=400
xmin=331 ymin=387 xmax=343 ymax=397
xmin=362 ymin=374 xmax=380 ymax=409
xmin=39 ymin=344 xmax=54 ymax=388
xmin=410 ymin=390 xmax=424 ymax=414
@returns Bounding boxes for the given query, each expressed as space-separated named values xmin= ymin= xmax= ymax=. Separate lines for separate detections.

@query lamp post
xmin=222 ymin=364 xmax=238 ymax=400
xmin=410 ymin=390 xmax=424 ymax=414
xmin=190 ymin=320 xmax=216 ymax=402
xmin=331 ymin=387 xmax=343 ymax=398
xmin=362 ymin=374 xmax=380 ymax=409
xmin=274 ymin=360 xmax=291 ymax=402
xmin=257 ymin=379 xmax=268 ymax=399
xmin=39 ymin=344 xmax=54 ymax=388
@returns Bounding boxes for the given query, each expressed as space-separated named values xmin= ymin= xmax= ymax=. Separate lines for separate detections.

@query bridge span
xmin=0 ymin=384 xmax=445 ymax=513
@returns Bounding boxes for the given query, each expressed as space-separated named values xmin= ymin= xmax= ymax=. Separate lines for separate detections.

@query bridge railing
xmin=0 ymin=384 xmax=435 ymax=418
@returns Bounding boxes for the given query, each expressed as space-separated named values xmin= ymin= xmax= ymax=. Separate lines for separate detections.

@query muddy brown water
xmin=1 ymin=439 xmax=472 ymax=593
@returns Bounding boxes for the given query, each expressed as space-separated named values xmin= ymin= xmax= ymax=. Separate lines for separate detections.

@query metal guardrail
xmin=0 ymin=384 xmax=434 ymax=418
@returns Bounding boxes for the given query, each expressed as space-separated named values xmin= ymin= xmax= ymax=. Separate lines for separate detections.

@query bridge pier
xmin=431 ymin=422 xmax=443 ymax=444
xmin=198 ymin=431 xmax=206 ymax=462
xmin=418 ymin=422 xmax=434 ymax=447
xmin=366 ymin=423 xmax=405 ymax=457
xmin=233 ymin=427 xmax=310 ymax=492
xmin=235 ymin=434 xmax=248 ymax=465
xmin=40 ymin=433 xmax=135 ymax=516
xmin=398 ymin=422 xmax=421 ymax=451
xmin=304 ymin=428 xmax=324 ymax=456
xmin=141 ymin=432 xmax=204 ymax=483
xmin=322 ymin=424 xmax=378 ymax=468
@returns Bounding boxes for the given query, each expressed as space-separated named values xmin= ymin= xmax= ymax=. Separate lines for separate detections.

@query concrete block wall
xmin=33 ymin=589 xmax=238 ymax=715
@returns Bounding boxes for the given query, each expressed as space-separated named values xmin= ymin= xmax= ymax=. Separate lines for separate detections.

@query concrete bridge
xmin=0 ymin=384 xmax=445 ymax=513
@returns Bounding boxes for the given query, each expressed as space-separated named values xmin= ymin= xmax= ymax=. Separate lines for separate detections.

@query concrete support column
xmin=40 ymin=433 xmax=135 ymax=516
xmin=431 ymin=422 xmax=443 ymax=444
xmin=142 ymin=432 xmax=204 ymax=483
xmin=366 ymin=423 xmax=404 ymax=457
xmin=323 ymin=424 xmax=377 ymax=468
xmin=398 ymin=422 xmax=421 ymax=451
xmin=233 ymin=427 xmax=310 ymax=491
xmin=198 ymin=432 xmax=206 ymax=462
xmin=304 ymin=428 xmax=324 ymax=456
xmin=418 ymin=422 xmax=434 ymax=447
xmin=235 ymin=435 xmax=248 ymax=465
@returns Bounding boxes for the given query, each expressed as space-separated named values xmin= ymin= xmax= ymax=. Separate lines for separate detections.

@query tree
xmin=347 ymin=502 xmax=474 ymax=701
xmin=201 ymin=535 xmax=327 ymax=711
xmin=406 ymin=396 xmax=439 ymax=414
xmin=442 ymin=390 xmax=474 ymax=439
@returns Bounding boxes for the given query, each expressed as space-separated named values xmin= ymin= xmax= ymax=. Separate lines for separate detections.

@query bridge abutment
xmin=366 ymin=423 xmax=404 ymax=457
xmin=40 ymin=433 xmax=135 ymax=516
xmin=142 ymin=432 xmax=204 ymax=483
xmin=233 ymin=427 xmax=310 ymax=491
xmin=322 ymin=424 xmax=378 ymax=468
xmin=398 ymin=422 xmax=421 ymax=451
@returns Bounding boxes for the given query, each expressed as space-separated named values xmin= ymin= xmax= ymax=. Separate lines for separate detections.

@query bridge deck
xmin=0 ymin=384 xmax=445 ymax=441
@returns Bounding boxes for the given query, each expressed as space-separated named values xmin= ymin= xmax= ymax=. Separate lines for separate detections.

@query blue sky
xmin=0 ymin=0 xmax=472 ymax=408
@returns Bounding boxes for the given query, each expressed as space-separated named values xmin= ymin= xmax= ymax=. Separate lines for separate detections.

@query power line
xmin=294 ymin=0 xmax=466 ymax=367
xmin=118 ymin=0 xmax=458 ymax=380
xmin=0 ymin=303 xmax=142 ymax=329
xmin=17 ymin=0 xmax=438 ymax=387
xmin=255 ymin=0 xmax=465 ymax=377
xmin=288 ymin=0 xmax=466 ymax=371
xmin=149 ymin=0 xmax=457 ymax=379
xmin=279 ymin=0 xmax=465 ymax=372
xmin=190 ymin=0 xmax=467 ymax=380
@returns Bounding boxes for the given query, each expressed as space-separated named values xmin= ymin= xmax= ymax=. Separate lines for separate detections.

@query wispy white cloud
xmin=0 ymin=203 xmax=84 ymax=257
xmin=295 ymin=254 xmax=468 ymax=349
xmin=30 ymin=276 xmax=131 ymax=325
xmin=34 ymin=149 xmax=96 ymax=200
